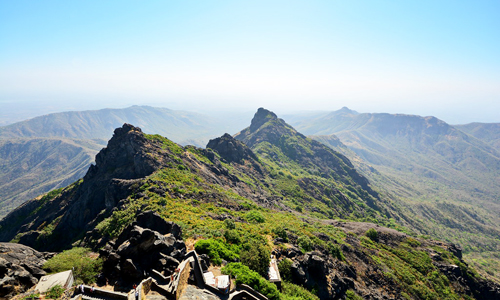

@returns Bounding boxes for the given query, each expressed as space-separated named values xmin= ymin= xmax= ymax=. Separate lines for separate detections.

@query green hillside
xmin=287 ymin=108 xmax=500 ymax=281
xmin=2 ymin=109 xmax=498 ymax=299
xmin=0 ymin=138 xmax=105 ymax=218
xmin=456 ymin=122 xmax=500 ymax=150
xmin=0 ymin=105 xmax=254 ymax=218
xmin=0 ymin=105 xmax=251 ymax=147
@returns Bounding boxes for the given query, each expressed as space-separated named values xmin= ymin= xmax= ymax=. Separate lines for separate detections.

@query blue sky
xmin=1 ymin=0 xmax=499 ymax=124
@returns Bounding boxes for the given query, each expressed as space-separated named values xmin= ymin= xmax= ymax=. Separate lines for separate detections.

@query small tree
xmin=297 ymin=235 xmax=313 ymax=252
xmin=327 ymin=242 xmax=345 ymax=260
xmin=272 ymin=226 xmax=288 ymax=242
xmin=245 ymin=210 xmax=265 ymax=223
xmin=240 ymin=241 xmax=270 ymax=277
xmin=224 ymin=218 xmax=236 ymax=230
xmin=365 ymin=228 xmax=379 ymax=242
xmin=278 ymin=258 xmax=293 ymax=282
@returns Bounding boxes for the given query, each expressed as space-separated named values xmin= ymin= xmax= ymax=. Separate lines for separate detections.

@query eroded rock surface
xmin=0 ymin=243 xmax=51 ymax=300
xmin=99 ymin=211 xmax=186 ymax=283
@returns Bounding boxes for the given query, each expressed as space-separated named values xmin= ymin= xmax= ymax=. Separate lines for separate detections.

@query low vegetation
xmin=45 ymin=285 xmax=65 ymax=299
xmin=43 ymin=247 xmax=102 ymax=284
xmin=222 ymin=263 xmax=280 ymax=300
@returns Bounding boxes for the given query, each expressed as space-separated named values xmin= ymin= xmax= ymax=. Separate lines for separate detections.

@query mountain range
xmin=285 ymin=107 xmax=500 ymax=280
xmin=0 ymin=106 xmax=252 ymax=218
xmin=2 ymin=108 xmax=499 ymax=300
xmin=0 ymin=105 xmax=499 ymax=286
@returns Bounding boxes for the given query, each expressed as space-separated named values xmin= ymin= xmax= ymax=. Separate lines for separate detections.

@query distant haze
xmin=1 ymin=1 xmax=499 ymax=125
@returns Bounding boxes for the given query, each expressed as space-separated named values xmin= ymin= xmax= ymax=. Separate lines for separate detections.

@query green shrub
xmin=224 ymin=218 xmax=236 ymax=230
xmin=327 ymin=242 xmax=345 ymax=260
xmin=222 ymin=263 xmax=279 ymax=300
xmin=224 ymin=229 xmax=242 ymax=244
xmin=194 ymin=238 xmax=239 ymax=265
xmin=298 ymin=235 xmax=313 ymax=252
xmin=365 ymin=228 xmax=378 ymax=242
xmin=240 ymin=241 xmax=270 ymax=277
xmin=281 ymin=281 xmax=319 ymax=300
xmin=272 ymin=226 xmax=288 ymax=242
xmin=22 ymin=293 xmax=40 ymax=300
xmin=46 ymin=284 xmax=65 ymax=299
xmin=345 ymin=290 xmax=363 ymax=300
xmin=245 ymin=210 xmax=265 ymax=223
xmin=278 ymin=258 xmax=293 ymax=282
xmin=43 ymin=248 xmax=102 ymax=284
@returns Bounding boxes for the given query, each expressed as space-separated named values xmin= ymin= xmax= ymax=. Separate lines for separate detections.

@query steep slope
xmin=233 ymin=108 xmax=392 ymax=216
xmin=0 ymin=106 xmax=255 ymax=218
xmin=0 ymin=110 xmax=397 ymax=251
xmin=0 ymin=138 xmax=105 ymax=218
xmin=287 ymin=108 xmax=500 ymax=280
xmin=0 ymin=123 xmax=280 ymax=251
xmin=1 ymin=111 xmax=500 ymax=299
xmin=456 ymin=122 xmax=500 ymax=150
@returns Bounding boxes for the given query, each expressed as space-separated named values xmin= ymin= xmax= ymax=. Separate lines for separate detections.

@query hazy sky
xmin=1 ymin=1 xmax=499 ymax=124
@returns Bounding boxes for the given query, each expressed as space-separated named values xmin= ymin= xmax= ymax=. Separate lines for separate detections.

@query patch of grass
xmin=222 ymin=263 xmax=280 ymax=300
xmin=46 ymin=284 xmax=65 ymax=299
xmin=281 ymin=281 xmax=320 ymax=300
xmin=194 ymin=238 xmax=239 ymax=265
xmin=43 ymin=247 xmax=102 ymax=284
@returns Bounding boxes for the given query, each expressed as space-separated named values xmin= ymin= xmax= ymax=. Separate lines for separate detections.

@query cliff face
xmin=0 ymin=124 xmax=170 ymax=249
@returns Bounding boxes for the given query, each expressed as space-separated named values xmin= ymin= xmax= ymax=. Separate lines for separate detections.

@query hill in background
xmin=2 ymin=109 xmax=499 ymax=299
xmin=0 ymin=106 xmax=253 ymax=218
xmin=285 ymin=107 xmax=500 ymax=280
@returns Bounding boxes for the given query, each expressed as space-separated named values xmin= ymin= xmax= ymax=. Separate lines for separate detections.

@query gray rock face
xmin=99 ymin=211 xmax=186 ymax=283
xmin=206 ymin=133 xmax=258 ymax=164
xmin=0 ymin=243 xmax=50 ymax=299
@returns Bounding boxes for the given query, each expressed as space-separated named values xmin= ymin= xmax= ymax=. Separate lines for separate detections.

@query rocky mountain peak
xmin=249 ymin=107 xmax=278 ymax=132
xmin=113 ymin=123 xmax=142 ymax=136
xmin=206 ymin=133 xmax=257 ymax=163
xmin=85 ymin=123 xmax=160 ymax=182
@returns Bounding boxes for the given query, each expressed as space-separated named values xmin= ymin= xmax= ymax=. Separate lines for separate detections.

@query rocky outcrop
xmin=207 ymin=133 xmax=258 ymax=164
xmin=99 ymin=211 xmax=186 ymax=283
xmin=275 ymin=221 xmax=500 ymax=300
xmin=0 ymin=124 xmax=175 ymax=251
xmin=0 ymin=243 xmax=51 ymax=300
xmin=234 ymin=108 xmax=378 ymax=200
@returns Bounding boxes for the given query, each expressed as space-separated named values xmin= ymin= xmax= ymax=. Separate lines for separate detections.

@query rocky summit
xmin=1 ymin=108 xmax=500 ymax=300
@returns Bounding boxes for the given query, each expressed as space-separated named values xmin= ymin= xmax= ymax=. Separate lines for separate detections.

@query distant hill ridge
xmin=0 ymin=105 xmax=253 ymax=218
xmin=0 ymin=105 xmax=221 ymax=146
xmin=287 ymin=107 xmax=500 ymax=280
xmin=2 ymin=109 xmax=500 ymax=299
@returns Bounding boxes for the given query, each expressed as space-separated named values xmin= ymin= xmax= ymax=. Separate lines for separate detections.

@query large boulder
xmin=0 ymin=243 xmax=50 ymax=299
xmin=100 ymin=211 xmax=186 ymax=283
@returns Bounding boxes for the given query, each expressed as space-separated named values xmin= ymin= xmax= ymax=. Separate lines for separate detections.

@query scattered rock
xmin=100 ymin=211 xmax=186 ymax=284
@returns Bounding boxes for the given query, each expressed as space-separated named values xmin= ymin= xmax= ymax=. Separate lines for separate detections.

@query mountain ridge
xmin=287 ymin=108 xmax=500 ymax=280
xmin=1 ymin=109 xmax=500 ymax=299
